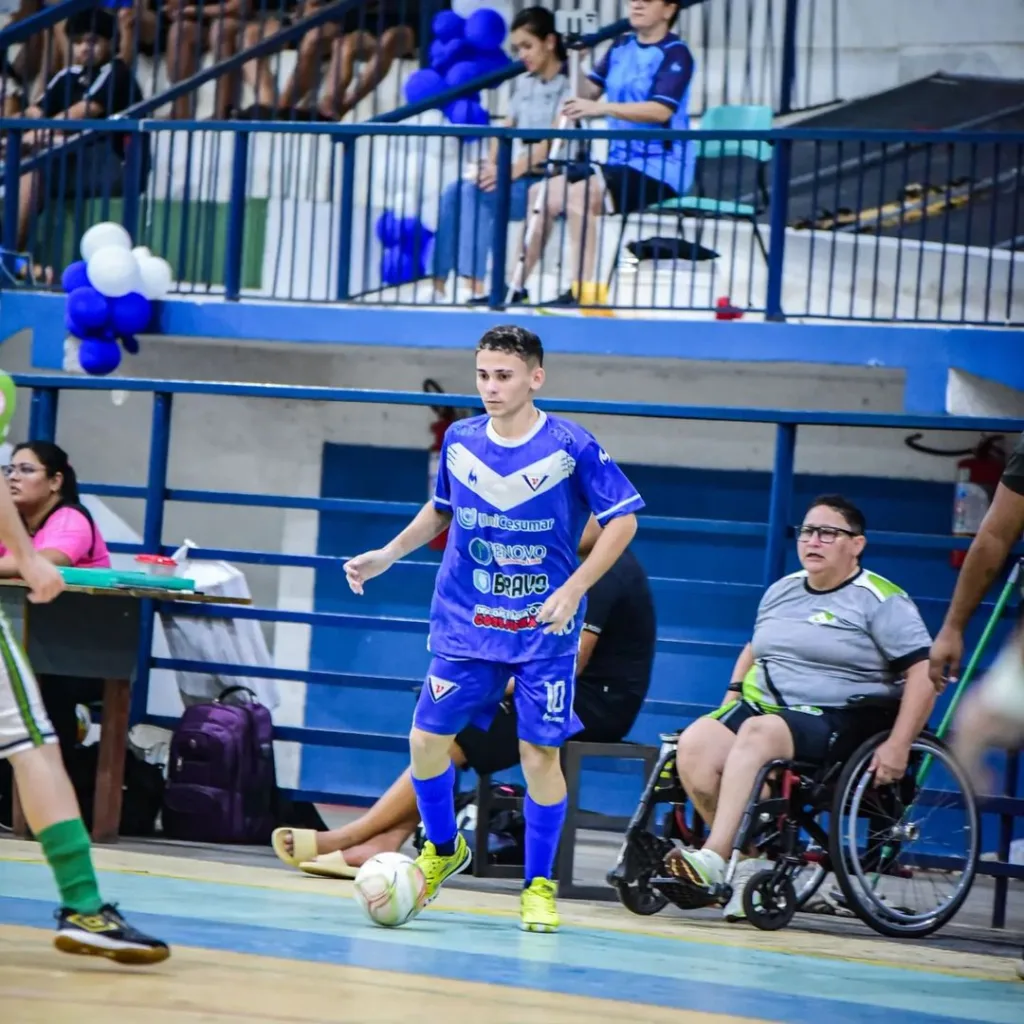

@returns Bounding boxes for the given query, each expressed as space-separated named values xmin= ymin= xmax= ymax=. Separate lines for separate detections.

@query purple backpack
xmin=162 ymin=687 xmax=277 ymax=844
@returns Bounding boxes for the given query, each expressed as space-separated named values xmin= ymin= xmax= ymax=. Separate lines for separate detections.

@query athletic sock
xmin=524 ymin=794 xmax=567 ymax=885
xmin=412 ymin=762 xmax=458 ymax=856
xmin=38 ymin=818 xmax=103 ymax=914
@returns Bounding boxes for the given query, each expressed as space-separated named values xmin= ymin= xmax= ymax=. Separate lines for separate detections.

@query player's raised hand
xmin=536 ymin=582 xmax=583 ymax=635
xmin=344 ymin=549 xmax=395 ymax=595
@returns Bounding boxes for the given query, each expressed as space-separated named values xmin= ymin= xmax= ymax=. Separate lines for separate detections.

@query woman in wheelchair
xmin=612 ymin=493 xmax=981 ymax=936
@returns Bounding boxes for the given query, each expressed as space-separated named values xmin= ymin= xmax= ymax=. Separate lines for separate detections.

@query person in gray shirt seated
xmin=432 ymin=6 xmax=570 ymax=302
xmin=665 ymin=494 xmax=938 ymax=919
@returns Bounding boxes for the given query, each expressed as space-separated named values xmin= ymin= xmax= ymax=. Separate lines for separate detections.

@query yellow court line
xmin=0 ymin=842 xmax=1017 ymax=984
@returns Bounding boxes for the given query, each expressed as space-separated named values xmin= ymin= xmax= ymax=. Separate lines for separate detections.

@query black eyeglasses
xmin=796 ymin=525 xmax=860 ymax=544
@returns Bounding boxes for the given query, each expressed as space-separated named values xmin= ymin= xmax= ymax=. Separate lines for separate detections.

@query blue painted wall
xmin=302 ymin=443 xmax=1021 ymax=850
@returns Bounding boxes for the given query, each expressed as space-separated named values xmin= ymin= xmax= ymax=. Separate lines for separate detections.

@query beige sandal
xmin=271 ymin=827 xmax=320 ymax=867
xmin=298 ymin=850 xmax=359 ymax=880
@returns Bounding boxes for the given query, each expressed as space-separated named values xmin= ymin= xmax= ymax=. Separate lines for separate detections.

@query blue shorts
xmin=414 ymin=654 xmax=583 ymax=748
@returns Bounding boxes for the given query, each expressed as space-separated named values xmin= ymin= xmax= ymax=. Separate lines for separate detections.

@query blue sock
xmin=412 ymin=762 xmax=457 ymax=856
xmin=524 ymin=794 xmax=567 ymax=885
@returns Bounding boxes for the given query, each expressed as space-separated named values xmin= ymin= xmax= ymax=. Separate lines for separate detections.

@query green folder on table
xmin=57 ymin=566 xmax=197 ymax=592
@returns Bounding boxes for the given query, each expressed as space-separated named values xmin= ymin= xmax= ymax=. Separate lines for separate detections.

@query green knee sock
xmin=38 ymin=819 xmax=103 ymax=914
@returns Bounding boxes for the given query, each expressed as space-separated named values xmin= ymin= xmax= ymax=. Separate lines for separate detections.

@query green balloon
xmin=0 ymin=372 xmax=16 ymax=442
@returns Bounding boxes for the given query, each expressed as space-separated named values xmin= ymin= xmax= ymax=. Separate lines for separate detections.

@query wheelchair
xmin=607 ymin=716 xmax=981 ymax=938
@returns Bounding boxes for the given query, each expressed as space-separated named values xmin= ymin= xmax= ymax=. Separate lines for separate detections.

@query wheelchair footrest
xmin=650 ymin=875 xmax=720 ymax=910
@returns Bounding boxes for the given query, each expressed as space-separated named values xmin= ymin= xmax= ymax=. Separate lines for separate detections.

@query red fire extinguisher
xmin=906 ymin=433 xmax=1006 ymax=569
xmin=425 ymin=379 xmax=457 ymax=552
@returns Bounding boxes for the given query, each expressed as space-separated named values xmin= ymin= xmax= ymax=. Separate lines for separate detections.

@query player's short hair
xmin=807 ymin=493 xmax=866 ymax=535
xmin=476 ymin=325 xmax=544 ymax=367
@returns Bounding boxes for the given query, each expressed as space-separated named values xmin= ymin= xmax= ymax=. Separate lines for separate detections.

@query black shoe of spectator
xmin=467 ymin=288 xmax=528 ymax=308
xmin=543 ymin=289 xmax=578 ymax=307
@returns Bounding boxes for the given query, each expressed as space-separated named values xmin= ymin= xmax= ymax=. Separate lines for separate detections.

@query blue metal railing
xmin=3 ymin=118 xmax=1023 ymax=323
xmin=10 ymin=371 xmax=1024 ymax=920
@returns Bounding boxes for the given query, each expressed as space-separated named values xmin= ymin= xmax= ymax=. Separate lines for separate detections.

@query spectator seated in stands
xmin=165 ymin=0 xmax=245 ymax=120
xmin=433 ymin=6 xmax=570 ymax=302
xmin=271 ymin=520 xmax=656 ymax=876
xmin=117 ymin=1 xmax=173 ymax=69
xmin=1 ymin=1 xmax=70 ymax=117
xmin=11 ymin=8 xmax=145 ymax=266
xmin=0 ymin=441 xmax=112 ymax=771
xmin=239 ymin=0 xmax=416 ymax=120
xmin=663 ymin=494 xmax=938 ymax=922
xmin=506 ymin=0 xmax=695 ymax=307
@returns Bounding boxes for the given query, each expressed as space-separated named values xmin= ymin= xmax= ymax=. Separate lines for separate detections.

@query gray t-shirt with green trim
xmin=744 ymin=568 xmax=933 ymax=709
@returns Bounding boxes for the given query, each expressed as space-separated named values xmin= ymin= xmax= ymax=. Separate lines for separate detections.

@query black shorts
xmin=711 ymin=700 xmax=897 ymax=765
xmin=602 ymin=164 xmax=679 ymax=215
xmin=456 ymin=688 xmax=643 ymax=776
xmin=40 ymin=143 xmax=125 ymax=200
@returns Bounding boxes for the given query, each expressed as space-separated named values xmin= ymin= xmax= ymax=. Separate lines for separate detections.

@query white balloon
xmin=450 ymin=0 xmax=511 ymax=22
xmin=87 ymin=246 xmax=141 ymax=298
xmin=131 ymin=245 xmax=152 ymax=261
xmin=63 ymin=335 xmax=83 ymax=374
xmin=136 ymin=256 xmax=173 ymax=300
xmin=80 ymin=222 xmax=132 ymax=263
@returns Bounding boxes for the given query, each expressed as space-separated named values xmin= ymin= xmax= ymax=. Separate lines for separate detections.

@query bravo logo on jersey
xmin=472 ymin=571 xmax=549 ymax=597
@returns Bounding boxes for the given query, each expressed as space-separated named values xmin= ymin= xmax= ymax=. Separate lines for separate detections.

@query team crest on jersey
xmin=427 ymin=676 xmax=459 ymax=702
xmin=522 ymin=473 xmax=549 ymax=492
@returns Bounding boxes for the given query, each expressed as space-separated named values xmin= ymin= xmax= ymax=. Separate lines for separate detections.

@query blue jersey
xmin=429 ymin=411 xmax=644 ymax=664
xmin=589 ymin=32 xmax=696 ymax=194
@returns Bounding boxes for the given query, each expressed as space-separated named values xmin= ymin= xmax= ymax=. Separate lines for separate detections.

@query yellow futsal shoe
xmin=520 ymin=877 xmax=559 ymax=933
xmin=414 ymin=833 xmax=472 ymax=904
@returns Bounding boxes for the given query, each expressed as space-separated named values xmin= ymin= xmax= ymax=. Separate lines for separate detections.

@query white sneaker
xmin=723 ymin=857 xmax=770 ymax=921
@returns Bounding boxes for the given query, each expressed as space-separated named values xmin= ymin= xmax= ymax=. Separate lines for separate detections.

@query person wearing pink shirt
xmin=0 ymin=441 xmax=112 ymax=811
xmin=0 ymin=441 xmax=110 ymax=573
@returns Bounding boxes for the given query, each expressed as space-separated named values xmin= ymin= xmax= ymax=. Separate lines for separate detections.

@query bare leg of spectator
xmin=118 ymin=3 xmax=158 ymax=65
xmin=166 ymin=16 xmax=201 ymax=119
xmin=207 ymin=15 xmax=242 ymax=119
xmin=16 ymin=167 xmax=42 ymax=252
xmin=324 ymin=25 xmax=414 ymax=119
xmin=241 ymin=17 xmax=284 ymax=109
xmin=278 ymin=743 xmax=470 ymax=860
xmin=514 ymin=175 xmax=570 ymax=287
xmin=277 ymin=23 xmax=340 ymax=110
xmin=566 ymin=177 xmax=608 ymax=285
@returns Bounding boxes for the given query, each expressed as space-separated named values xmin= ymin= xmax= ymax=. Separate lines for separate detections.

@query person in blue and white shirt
xmin=341 ymin=324 xmax=643 ymax=932
xmin=511 ymin=0 xmax=695 ymax=307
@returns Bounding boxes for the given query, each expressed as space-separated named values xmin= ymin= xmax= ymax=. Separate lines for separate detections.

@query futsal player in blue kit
xmin=344 ymin=325 xmax=643 ymax=932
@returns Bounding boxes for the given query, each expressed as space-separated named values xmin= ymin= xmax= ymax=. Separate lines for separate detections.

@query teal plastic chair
xmin=607 ymin=104 xmax=774 ymax=288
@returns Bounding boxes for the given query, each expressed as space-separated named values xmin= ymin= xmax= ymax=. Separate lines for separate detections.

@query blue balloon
xmin=446 ymin=98 xmax=490 ymax=127
xmin=61 ymin=260 xmax=90 ymax=294
xmin=110 ymin=292 xmax=153 ymax=336
xmin=432 ymin=10 xmax=465 ymax=42
xmin=376 ymin=211 xmax=424 ymax=248
xmin=464 ymin=9 xmax=506 ymax=51
xmin=381 ymin=246 xmax=418 ymax=287
xmin=121 ymin=334 xmax=141 ymax=355
xmin=403 ymin=67 xmax=445 ymax=106
xmin=445 ymin=60 xmax=483 ymax=90
xmin=67 ymin=286 xmax=111 ymax=336
xmin=430 ymin=38 xmax=472 ymax=75
xmin=471 ymin=46 xmax=512 ymax=74
xmin=78 ymin=338 xmax=122 ymax=376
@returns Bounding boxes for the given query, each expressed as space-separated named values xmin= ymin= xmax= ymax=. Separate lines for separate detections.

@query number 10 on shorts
xmin=545 ymin=680 xmax=566 ymax=715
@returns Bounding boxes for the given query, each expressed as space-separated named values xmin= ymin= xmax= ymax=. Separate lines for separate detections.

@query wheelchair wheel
xmin=829 ymin=732 xmax=979 ymax=938
xmin=743 ymin=870 xmax=798 ymax=931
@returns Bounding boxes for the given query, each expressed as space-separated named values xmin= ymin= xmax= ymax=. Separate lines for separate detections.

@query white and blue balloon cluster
xmin=61 ymin=222 xmax=173 ymax=376
xmin=403 ymin=3 xmax=512 ymax=127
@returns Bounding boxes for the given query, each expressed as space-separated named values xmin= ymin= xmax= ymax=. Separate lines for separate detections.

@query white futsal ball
xmin=353 ymin=852 xmax=427 ymax=927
